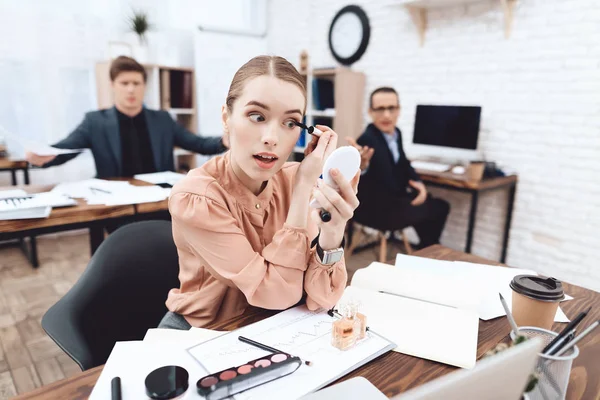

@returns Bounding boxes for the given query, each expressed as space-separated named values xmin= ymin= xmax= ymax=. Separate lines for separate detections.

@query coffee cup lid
xmin=510 ymin=275 xmax=565 ymax=302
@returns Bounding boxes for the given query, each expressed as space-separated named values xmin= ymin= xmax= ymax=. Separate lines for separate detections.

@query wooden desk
xmin=14 ymin=246 xmax=600 ymax=400
xmin=417 ymin=170 xmax=518 ymax=263
xmin=0 ymin=157 xmax=29 ymax=185
xmin=0 ymin=179 xmax=170 ymax=266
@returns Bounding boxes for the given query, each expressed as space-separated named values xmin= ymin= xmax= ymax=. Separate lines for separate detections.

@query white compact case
xmin=310 ymin=146 xmax=361 ymax=208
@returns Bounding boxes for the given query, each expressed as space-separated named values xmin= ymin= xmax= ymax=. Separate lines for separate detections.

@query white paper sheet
xmin=51 ymin=179 xmax=131 ymax=199
xmin=143 ymin=327 xmax=225 ymax=348
xmin=0 ymin=124 xmax=85 ymax=156
xmin=88 ymin=341 xmax=206 ymax=400
xmin=187 ymin=306 xmax=395 ymax=400
xmin=340 ymin=286 xmax=479 ymax=369
xmin=24 ymin=143 xmax=84 ymax=156
xmin=377 ymin=255 xmax=573 ymax=322
xmin=134 ymin=171 xmax=186 ymax=186
xmin=51 ymin=179 xmax=169 ymax=206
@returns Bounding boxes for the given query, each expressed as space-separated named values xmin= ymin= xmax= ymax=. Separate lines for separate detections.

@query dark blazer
xmin=357 ymin=123 xmax=421 ymax=197
xmin=44 ymin=107 xmax=226 ymax=178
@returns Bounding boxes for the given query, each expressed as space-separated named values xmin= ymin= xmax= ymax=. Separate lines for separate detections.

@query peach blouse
xmin=165 ymin=154 xmax=347 ymax=327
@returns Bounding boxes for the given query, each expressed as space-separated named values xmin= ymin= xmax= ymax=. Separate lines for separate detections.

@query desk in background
xmin=13 ymin=245 xmax=600 ymax=400
xmin=0 ymin=179 xmax=170 ymax=267
xmin=417 ymin=170 xmax=518 ymax=263
xmin=0 ymin=157 xmax=29 ymax=185
xmin=0 ymin=158 xmax=37 ymax=265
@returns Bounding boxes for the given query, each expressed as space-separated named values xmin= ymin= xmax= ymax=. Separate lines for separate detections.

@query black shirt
xmin=116 ymin=108 xmax=156 ymax=177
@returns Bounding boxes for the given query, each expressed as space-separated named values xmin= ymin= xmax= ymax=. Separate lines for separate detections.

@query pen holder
xmin=511 ymin=327 xmax=579 ymax=400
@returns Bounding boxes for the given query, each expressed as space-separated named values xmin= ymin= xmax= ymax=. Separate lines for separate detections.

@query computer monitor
xmin=411 ymin=105 xmax=482 ymax=161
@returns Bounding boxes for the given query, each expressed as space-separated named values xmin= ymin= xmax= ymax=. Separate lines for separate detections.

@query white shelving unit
xmin=294 ymin=65 xmax=365 ymax=155
xmin=397 ymin=0 xmax=517 ymax=46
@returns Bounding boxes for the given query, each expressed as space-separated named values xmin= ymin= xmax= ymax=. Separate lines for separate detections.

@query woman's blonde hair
xmin=226 ymin=55 xmax=307 ymax=114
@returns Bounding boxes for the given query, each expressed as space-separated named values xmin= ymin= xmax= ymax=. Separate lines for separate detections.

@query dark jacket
xmin=44 ymin=107 xmax=226 ymax=178
xmin=357 ymin=123 xmax=420 ymax=197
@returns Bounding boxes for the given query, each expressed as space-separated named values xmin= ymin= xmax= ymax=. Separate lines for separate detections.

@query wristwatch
xmin=312 ymin=234 xmax=345 ymax=266
xmin=316 ymin=243 xmax=344 ymax=265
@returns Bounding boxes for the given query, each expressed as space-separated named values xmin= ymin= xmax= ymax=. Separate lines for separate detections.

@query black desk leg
xmin=89 ymin=226 xmax=104 ymax=255
xmin=465 ymin=191 xmax=479 ymax=254
xmin=29 ymin=236 xmax=39 ymax=268
xmin=18 ymin=237 xmax=40 ymax=268
xmin=501 ymin=184 xmax=517 ymax=264
xmin=23 ymin=167 xmax=30 ymax=185
xmin=10 ymin=170 xmax=17 ymax=186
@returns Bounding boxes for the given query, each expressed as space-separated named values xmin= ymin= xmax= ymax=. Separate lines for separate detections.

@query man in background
xmin=26 ymin=56 xmax=227 ymax=177
xmin=347 ymin=87 xmax=450 ymax=249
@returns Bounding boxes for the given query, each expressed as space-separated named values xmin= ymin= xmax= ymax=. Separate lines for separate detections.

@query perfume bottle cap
xmin=342 ymin=301 xmax=358 ymax=319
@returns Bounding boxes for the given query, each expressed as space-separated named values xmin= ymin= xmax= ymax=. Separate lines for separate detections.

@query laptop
xmin=300 ymin=337 xmax=543 ymax=400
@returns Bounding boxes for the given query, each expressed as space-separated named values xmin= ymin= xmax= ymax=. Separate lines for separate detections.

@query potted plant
xmin=127 ymin=10 xmax=152 ymax=62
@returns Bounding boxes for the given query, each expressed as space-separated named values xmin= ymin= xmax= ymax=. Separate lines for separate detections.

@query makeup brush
xmin=292 ymin=120 xmax=323 ymax=137
xmin=238 ymin=336 xmax=313 ymax=366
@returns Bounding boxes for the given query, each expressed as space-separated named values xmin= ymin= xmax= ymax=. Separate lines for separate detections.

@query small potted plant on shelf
xmin=484 ymin=335 xmax=538 ymax=400
xmin=127 ymin=9 xmax=152 ymax=62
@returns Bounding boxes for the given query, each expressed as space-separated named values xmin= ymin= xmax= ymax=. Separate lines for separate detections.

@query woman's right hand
xmin=296 ymin=125 xmax=338 ymax=187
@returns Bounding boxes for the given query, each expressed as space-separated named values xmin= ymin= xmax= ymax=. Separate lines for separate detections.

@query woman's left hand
xmin=311 ymin=169 xmax=361 ymax=249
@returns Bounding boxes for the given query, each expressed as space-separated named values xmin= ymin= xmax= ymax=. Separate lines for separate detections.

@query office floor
xmin=0 ymin=232 xmax=404 ymax=398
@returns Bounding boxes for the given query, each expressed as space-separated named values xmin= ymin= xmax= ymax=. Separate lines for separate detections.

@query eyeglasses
xmin=370 ymin=105 xmax=400 ymax=114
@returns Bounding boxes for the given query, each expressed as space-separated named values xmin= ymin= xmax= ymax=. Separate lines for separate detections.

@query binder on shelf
xmin=313 ymin=78 xmax=334 ymax=111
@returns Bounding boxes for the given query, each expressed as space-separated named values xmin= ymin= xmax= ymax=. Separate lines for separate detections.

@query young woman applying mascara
xmin=159 ymin=56 xmax=360 ymax=329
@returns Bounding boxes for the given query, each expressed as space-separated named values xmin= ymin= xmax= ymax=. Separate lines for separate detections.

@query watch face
xmin=324 ymin=249 xmax=344 ymax=265
xmin=329 ymin=250 xmax=344 ymax=264
xmin=331 ymin=12 xmax=363 ymax=59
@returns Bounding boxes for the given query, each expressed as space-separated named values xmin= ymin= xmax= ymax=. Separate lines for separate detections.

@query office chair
xmin=347 ymin=220 xmax=412 ymax=262
xmin=41 ymin=220 xmax=180 ymax=371
xmin=347 ymin=187 xmax=413 ymax=262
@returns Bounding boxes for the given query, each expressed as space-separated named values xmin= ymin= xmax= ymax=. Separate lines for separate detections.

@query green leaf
xmin=128 ymin=9 xmax=152 ymax=41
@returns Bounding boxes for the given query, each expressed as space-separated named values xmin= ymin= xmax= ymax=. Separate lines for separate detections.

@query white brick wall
xmin=268 ymin=0 xmax=600 ymax=291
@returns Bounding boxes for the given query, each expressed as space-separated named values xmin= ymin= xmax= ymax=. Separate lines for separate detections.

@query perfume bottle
xmin=331 ymin=304 xmax=357 ymax=350
xmin=348 ymin=300 xmax=367 ymax=340
xmin=355 ymin=309 xmax=367 ymax=340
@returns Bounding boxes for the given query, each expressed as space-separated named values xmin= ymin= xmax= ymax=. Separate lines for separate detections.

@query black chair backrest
xmin=42 ymin=220 xmax=180 ymax=370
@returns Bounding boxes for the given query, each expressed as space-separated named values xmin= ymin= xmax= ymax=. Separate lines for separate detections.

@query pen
xmin=90 ymin=187 xmax=112 ymax=195
xmin=111 ymin=376 xmax=122 ymax=400
xmin=499 ymin=293 xmax=519 ymax=337
xmin=238 ymin=336 xmax=312 ymax=366
xmin=554 ymin=320 xmax=599 ymax=357
xmin=547 ymin=329 xmax=576 ymax=356
xmin=542 ymin=306 xmax=591 ymax=354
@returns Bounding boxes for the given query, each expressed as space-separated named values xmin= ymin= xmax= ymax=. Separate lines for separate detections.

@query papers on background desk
xmin=134 ymin=171 xmax=186 ymax=186
xmin=0 ymin=189 xmax=75 ymax=220
xmin=51 ymin=179 xmax=170 ymax=206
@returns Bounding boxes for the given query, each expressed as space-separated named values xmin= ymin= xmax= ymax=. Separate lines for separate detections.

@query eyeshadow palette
xmin=196 ymin=352 xmax=302 ymax=400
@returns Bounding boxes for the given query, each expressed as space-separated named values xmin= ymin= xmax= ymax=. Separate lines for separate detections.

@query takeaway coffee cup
xmin=510 ymin=275 xmax=565 ymax=330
